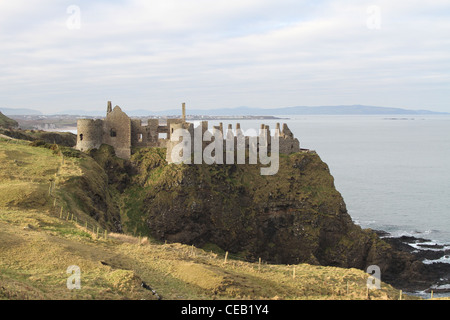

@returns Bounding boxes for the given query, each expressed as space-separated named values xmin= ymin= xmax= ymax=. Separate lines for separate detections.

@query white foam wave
xmin=423 ymin=255 xmax=450 ymax=265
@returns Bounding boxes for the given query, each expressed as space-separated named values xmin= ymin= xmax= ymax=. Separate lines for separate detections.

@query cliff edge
xmin=111 ymin=147 xmax=423 ymax=289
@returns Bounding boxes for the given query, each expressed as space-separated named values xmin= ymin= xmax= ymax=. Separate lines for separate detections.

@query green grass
xmin=0 ymin=112 xmax=18 ymax=128
xmin=0 ymin=207 xmax=418 ymax=300
xmin=0 ymin=138 xmax=422 ymax=300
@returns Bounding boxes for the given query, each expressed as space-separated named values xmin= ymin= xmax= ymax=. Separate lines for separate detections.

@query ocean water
xmin=206 ymin=115 xmax=450 ymax=247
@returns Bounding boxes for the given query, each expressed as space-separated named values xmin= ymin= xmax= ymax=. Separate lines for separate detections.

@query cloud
xmin=0 ymin=0 xmax=449 ymax=113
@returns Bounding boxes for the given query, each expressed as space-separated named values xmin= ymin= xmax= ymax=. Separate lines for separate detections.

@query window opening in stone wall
xmin=110 ymin=129 xmax=117 ymax=137
xmin=79 ymin=134 xmax=83 ymax=141
xmin=138 ymin=133 xmax=143 ymax=142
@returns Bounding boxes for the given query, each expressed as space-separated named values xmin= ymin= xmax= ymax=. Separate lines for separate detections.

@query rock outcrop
xmin=114 ymin=147 xmax=422 ymax=288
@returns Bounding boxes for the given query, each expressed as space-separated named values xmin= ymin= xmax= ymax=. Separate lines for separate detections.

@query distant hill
xmin=0 ymin=107 xmax=42 ymax=116
xmin=123 ymin=105 xmax=449 ymax=117
xmin=0 ymin=112 xmax=18 ymax=128
xmin=4 ymin=105 xmax=448 ymax=117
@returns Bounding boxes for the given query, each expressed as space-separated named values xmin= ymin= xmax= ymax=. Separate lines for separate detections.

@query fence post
xmin=224 ymin=251 xmax=228 ymax=264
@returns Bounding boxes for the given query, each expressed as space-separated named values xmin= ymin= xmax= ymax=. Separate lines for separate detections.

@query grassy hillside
xmin=0 ymin=209 xmax=411 ymax=300
xmin=0 ymin=112 xmax=18 ymax=128
xmin=0 ymin=137 xmax=417 ymax=300
xmin=0 ymin=128 xmax=76 ymax=147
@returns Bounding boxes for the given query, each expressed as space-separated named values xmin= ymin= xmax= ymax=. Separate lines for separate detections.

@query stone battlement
xmin=76 ymin=101 xmax=301 ymax=162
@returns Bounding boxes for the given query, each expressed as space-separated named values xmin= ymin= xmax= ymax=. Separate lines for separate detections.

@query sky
xmin=0 ymin=0 xmax=449 ymax=114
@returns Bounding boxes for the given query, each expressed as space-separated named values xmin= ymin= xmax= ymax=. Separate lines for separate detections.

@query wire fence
xmin=47 ymin=165 xmax=110 ymax=241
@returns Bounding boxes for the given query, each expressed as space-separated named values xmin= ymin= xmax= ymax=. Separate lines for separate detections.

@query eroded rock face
xmin=118 ymin=148 xmax=418 ymax=286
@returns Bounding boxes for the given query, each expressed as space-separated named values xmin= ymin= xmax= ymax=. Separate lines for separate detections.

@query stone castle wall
xmin=102 ymin=106 xmax=132 ymax=159
xmin=76 ymin=102 xmax=301 ymax=162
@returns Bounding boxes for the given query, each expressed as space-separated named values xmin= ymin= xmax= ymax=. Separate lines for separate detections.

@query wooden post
xmin=104 ymin=230 xmax=107 ymax=239
xmin=258 ymin=258 xmax=261 ymax=272
xmin=85 ymin=221 xmax=88 ymax=229
xmin=53 ymin=199 xmax=56 ymax=207
xmin=224 ymin=251 xmax=228 ymax=264
xmin=96 ymin=227 xmax=99 ymax=238
xmin=431 ymin=290 xmax=434 ymax=299
xmin=399 ymin=290 xmax=402 ymax=300
xmin=60 ymin=207 xmax=63 ymax=219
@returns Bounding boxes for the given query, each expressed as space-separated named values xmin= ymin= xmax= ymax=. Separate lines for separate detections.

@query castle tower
xmin=76 ymin=119 xmax=103 ymax=152
xmin=103 ymin=105 xmax=132 ymax=159
xmin=107 ymin=101 xmax=112 ymax=114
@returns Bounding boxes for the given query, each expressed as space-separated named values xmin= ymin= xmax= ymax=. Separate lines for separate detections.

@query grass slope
xmin=0 ymin=138 xmax=417 ymax=300
xmin=0 ymin=112 xmax=18 ymax=128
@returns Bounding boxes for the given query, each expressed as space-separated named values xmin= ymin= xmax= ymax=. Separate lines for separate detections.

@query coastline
xmin=375 ymin=230 xmax=450 ymax=297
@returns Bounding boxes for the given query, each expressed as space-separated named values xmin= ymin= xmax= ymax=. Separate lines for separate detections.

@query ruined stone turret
xmin=76 ymin=119 xmax=103 ymax=151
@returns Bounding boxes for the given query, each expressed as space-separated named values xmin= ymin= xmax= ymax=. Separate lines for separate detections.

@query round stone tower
xmin=76 ymin=119 xmax=103 ymax=152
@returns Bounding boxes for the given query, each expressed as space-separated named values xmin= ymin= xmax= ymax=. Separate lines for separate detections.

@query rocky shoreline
xmin=375 ymin=230 xmax=450 ymax=295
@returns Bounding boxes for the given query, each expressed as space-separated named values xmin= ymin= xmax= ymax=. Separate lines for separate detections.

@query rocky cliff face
xmin=112 ymin=147 xmax=421 ymax=287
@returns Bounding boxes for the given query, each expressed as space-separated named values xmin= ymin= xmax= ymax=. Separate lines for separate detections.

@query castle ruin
xmin=76 ymin=101 xmax=301 ymax=162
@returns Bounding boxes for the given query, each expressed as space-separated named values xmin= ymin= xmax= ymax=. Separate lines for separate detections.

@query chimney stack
xmin=182 ymin=102 xmax=186 ymax=122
